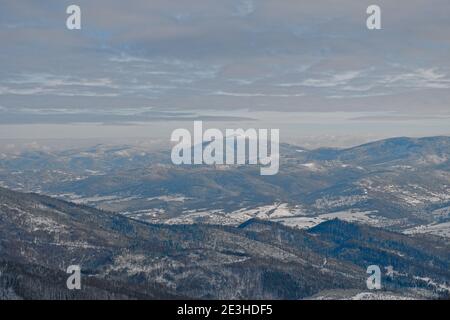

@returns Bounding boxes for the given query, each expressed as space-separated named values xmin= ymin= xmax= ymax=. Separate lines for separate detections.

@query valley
xmin=1 ymin=136 xmax=449 ymax=237
xmin=0 ymin=186 xmax=449 ymax=299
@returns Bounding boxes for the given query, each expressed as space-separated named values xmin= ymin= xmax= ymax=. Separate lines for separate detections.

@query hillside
xmin=1 ymin=187 xmax=449 ymax=299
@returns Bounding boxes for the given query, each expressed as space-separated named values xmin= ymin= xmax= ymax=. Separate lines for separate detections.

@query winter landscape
xmin=1 ymin=1 xmax=449 ymax=300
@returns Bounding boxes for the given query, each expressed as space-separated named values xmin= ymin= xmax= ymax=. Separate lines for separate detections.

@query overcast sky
xmin=1 ymin=0 xmax=449 ymax=145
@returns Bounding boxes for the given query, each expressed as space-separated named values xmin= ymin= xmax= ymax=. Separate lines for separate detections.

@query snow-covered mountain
xmin=1 ymin=136 xmax=448 ymax=237
xmin=1 ymin=187 xmax=449 ymax=299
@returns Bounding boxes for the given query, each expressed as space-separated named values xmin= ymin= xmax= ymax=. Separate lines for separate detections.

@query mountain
xmin=0 ymin=187 xmax=449 ymax=299
xmin=1 ymin=136 xmax=448 ymax=236
xmin=308 ymin=136 xmax=450 ymax=166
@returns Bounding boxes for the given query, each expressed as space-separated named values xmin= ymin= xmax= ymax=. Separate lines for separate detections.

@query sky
xmin=1 ymin=0 xmax=450 ymax=148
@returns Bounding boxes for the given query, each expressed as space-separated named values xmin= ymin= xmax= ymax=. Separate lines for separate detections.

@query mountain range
xmin=1 ymin=136 xmax=449 ymax=236
xmin=1 ymin=186 xmax=449 ymax=299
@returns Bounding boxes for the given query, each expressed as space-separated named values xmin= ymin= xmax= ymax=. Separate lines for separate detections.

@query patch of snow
xmin=404 ymin=222 xmax=450 ymax=238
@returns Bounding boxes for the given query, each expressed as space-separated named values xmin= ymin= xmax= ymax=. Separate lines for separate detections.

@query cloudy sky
xmin=1 ymin=0 xmax=449 ymax=146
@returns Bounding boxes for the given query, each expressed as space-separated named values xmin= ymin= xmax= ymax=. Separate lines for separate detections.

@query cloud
xmin=1 ymin=0 xmax=450 ymax=125
xmin=1 ymin=72 xmax=179 ymax=98
xmin=0 ymin=107 xmax=254 ymax=125
xmin=0 ymin=86 xmax=51 ymax=95
xmin=276 ymin=67 xmax=450 ymax=99
xmin=233 ymin=0 xmax=255 ymax=17
xmin=6 ymin=73 xmax=116 ymax=88
xmin=326 ymin=92 xmax=390 ymax=99
xmin=277 ymin=71 xmax=363 ymax=88
xmin=109 ymin=54 xmax=153 ymax=64
xmin=379 ymin=68 xmax=450 ymax=89
xmin=211 ymin=91 xmax=305 ymax=97
xmin=0 ymin=85 xmax=119 ymax=97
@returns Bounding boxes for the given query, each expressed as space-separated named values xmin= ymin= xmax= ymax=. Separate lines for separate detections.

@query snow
xmin=351 ymin=292 xmax=416 ymax=300
xmin=72 ymin=195 xmax=120 ymax=204
xmin=1 ymin=203 xmax=68 ymax=234
xmin=274 ymin=217 xmax=325 ymax=229
xmin=301 ymin=162 xmax=317 ymax=170
xmin=318 ymin=210 xmax=376 ymax=224
xmin=269 ymin=203 xmax=295 ymax=218
xmin=404 ymin=221 xmax=450 ymax=238
xmin=411 ymin=276 xmax=450 ymax=293
xmin=113 ymin=150 xmax=131 ymax=157
xmin=146 ymin=195 xmax=189 ymax=202
xmin=314 ymin=195 xmax=368 ymax=210
xmin=121 ymin=208 xmax=167 ymax=222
